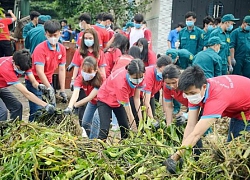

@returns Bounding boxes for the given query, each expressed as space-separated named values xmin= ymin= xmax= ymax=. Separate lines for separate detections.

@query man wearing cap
xmin=210 ymin=14 xmax=239 ymax=75
xmin=193 ymin=37 xmax=222 ymax=78
xmin=23 ymin=11 xmax=40 ymax=39
xmin=178 ymin=11 xmax=204 ymax=55
xmin=129 ymin=13 xmax=145 ymax=48
xmin=25 ymin=15 xmax=51 ymax=54
xmin=230 ymin=15 xmax=250 ymax=78
xmin=166 ymin=48 xmax=194 ymax=70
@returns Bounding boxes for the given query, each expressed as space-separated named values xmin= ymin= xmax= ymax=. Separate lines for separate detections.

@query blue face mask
xmin=84 ymin=39 xmax=94 ymax=47
xmin=186 ymin=21 xmax=194 ymax=27
xmin=156 ymin=72 xmax=163 ymax=81
xmin=226 ymin=24 xmax=233 ymax=31
xmin=129 ymin=77 xmax=143 ymax=85
xmin=166 ymin=84 xmax=172 ymax=90
xmin=134 ymin=23 xmax=142 ymax=29
xmin=81 ymin=71 xmax=96 ymax=81
xmin=207 ymin=25 xmax=214 ymax=31
xmin=244 ymin=25 xmax=250 ymax=31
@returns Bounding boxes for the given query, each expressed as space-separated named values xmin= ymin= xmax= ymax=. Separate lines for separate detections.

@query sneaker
xmin=111 ymin=124 xmax=120 ymax=131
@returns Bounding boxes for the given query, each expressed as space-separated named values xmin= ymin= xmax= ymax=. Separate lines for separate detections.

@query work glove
xmin=231 ymin=58 xmax=236 ymax=66
xmin=63 ymin=107 xmax=73 ymax=115
xmin=37 ymin=84 xmax=47 ymax=93
xmin=228 ymin=65 xmax=233 ymax=74
xmin=66 ymin=64 xmax=74 ymax=72
xmin=175 ymin=113 xmax=188 ymax=126
xmin=162 ymin=155 xmax=183 ymax=174
xmin=45 ymin=104 xmax=55 ymax=114
xmin=59 ymin=91 xmax=68 ymax=103
xmin=70 ymin=80 xmax=74 ymax=91
xmin=175 ymin=41 xmax=180 ymax=49
xmin=47 ymin=86 xmax=56 ymax=105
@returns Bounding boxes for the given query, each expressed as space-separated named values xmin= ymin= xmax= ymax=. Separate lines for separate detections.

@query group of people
xmin=1 ymin=8 xmax=250 ymax=174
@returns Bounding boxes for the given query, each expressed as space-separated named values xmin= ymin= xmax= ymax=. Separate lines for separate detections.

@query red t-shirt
xmin=97 ymin=68 xmax=144 ymax=107
xmin=142 ymin=66 xmax=163 ymax=97
xmin=74 ymin=74 xmax=99 ymax=105
xmin=30 ymin=41 xmax=66 ymax=83
xmin=107 ymin=28 xmax=114 ymax=40
xmin=76 ymin=29 xmax=102 ymax=48
xmin=71 ymin=49 xmax=106 ymax=74
xmin=144 ymin=50 xmax=156 ymax=67
xmin=104 ymin=48 xmax=122 ymax=77
xmin=0 ymin=18 xmax=13 ymax=41
xmin=163 ymin=84 xmax=188 ymax=107
xmin=92 ymin=25 xmax=109 ymax=48
xmin=144 ymin=28 xmax=152 ymax=50
xmin=0 ymin=57 xmax=32 ymax=88
xmin=112 ymin=55 xmax=133 ymax=73
xmin=188 ymin=75 xmax=250 ymax=120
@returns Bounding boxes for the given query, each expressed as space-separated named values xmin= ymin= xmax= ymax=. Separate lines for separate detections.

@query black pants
xmin=97 ymin=101 xmax=129 ymax=140
xmin=0 ymin=88 xmax=23 ymax=121
xmin=0 ymin=40 xmax=13 ymax=57
xmin=77 ymin=88 xmax=86 ymax=125
xmin=130 ymin=96 xmax=155 ymax=127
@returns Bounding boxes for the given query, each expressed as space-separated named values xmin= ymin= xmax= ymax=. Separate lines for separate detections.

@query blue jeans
xmin=82 ymin=102 xmax=100 ymax=139
xmin=227 ymin=118 xmax=250 ymax=142
xmin=25 ymin=80 xmax=43 ymax=122
xmin=90 ymin=110 xmax=100 ymax=139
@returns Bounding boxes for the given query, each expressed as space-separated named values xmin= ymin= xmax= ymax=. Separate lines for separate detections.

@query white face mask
xmin=47 ymin=37 xmax=59 ymax=45
xmin=184 ymin=93 xmax=204 ymax=104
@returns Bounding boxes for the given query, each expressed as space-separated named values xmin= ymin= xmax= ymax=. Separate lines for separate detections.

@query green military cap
xmin=244 ymin=16 xmax=250 ymax=25
xmin=166 ymin=49 xmax=178 ymax=61
xmin=207 ymin=37 xmax=223 ymax=46
xmin=39 ymin=15 xmax=51 ymax=23
xmin=221 ymin=14 xmax=239 ymax=23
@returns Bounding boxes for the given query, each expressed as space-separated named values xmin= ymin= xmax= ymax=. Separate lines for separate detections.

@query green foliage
xmin=0 ymin=6 xmax=4 ymax=18
xmin=30 ymin=0 xmax=152 ymax=26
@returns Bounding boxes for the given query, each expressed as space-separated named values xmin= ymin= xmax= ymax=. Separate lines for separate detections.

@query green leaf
xmin=103 ymin=172 xmax=114 ymax=180
xmin=41 ymin=146 xmax=55 ymax=155
xmin=45 ymin=160 xmax=52 ymax=165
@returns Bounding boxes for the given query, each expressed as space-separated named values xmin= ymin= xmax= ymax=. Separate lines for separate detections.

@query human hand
xmin=59 ymin=91 xmax=68 ymax=103
xmin=45 ymin=104 xmax=55 ymax=114
xmin=70 ymin=80 xmax=74 ymax=91
xmin=175 ymin=113 xmax=188 ymax=126
xmin=63 ymin=107 xmax=73 ymax=115
xmin=175 ymin=41 xmax=180 ymax=49
xmin=231 ymin=58 xmax=236 ymax=66
xmin=228 ymin=65 xmax=233 ymax=74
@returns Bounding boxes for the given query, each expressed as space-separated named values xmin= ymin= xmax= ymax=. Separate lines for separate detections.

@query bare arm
xmin=172 ymin=117 xmax=216 ymax=161
xmin=183 ymin=108 xmax=200 ymax=140
xmin=124 ymin=105 xmax=137 ymax=131
xmin=74 ymin=88 xmax=98 ymax=107
xmin=99 ymin=66 xmax=106 ymax=80
xmin=164 ymin=100 xmax=174 ymax=126
xmin=134 ymin=88 xmax=142 ymax=121
xmin=143 ymin=93 xmax=153 ymax=118
xmin=58 ymin=65 xmax=66 ymax=92
xmin=72 ymin=66 xmax=79 ymax=80
xmin=14 ymin=83 xmax=47 ymax=107
xmin=67 ymin=88 xmax=80 ymax=108
xmin=36 ymin=65 xmax=51 ymax=88
xmin=8 ymin=10 xmax=17 ymax=22
xmin=26 ymin=73 xmax=39 ymax=89
xmin=230 ymin=48 xmax=235 ymax=60
xmin=167 ymin=41 xmax=171 ymax=49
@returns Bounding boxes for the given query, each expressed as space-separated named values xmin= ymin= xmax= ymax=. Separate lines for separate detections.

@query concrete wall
xmin=144 ymin=0 xmax=173 ymax=55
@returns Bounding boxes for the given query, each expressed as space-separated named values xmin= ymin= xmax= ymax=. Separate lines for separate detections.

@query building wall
xmin=145 ymin=0 xmax=173 ymax=55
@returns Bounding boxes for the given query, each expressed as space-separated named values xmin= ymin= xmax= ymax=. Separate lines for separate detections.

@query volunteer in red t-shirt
xmin=105 ymin=33 xmax=129 ymax=77
xmin=136 ymin=38 xmax=156 ymax=67
xmin=0 ymin=50 xmax=55 ymax=121
xmin=0 ymin=10 xmax=17 ymax=57
xmin=97 ymin=59 xmax=145 ymax=140
xmin=25 ymin=20 xmax=67 ymax=121
xmin=92 ymin=13 xmax=110 ymax=49
xmin=162 ymin=64 xmax=189 ymax=126
xmin=64 ymin=56 xmax=103 ymax=139
xmin=141 ymin=55 xmax=172 ymax=120
xmin=76 ymin=13 xmax=102 ymax=48
xmin=70 ymin=28 xmax=106 ymax=122
xmin=142 ymin=20 xmax=153 ymax=50
xmin=164 ymin=66 xmax=250 ymax=173
xmin=111 ymin=46 xmax=141 ymax=73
